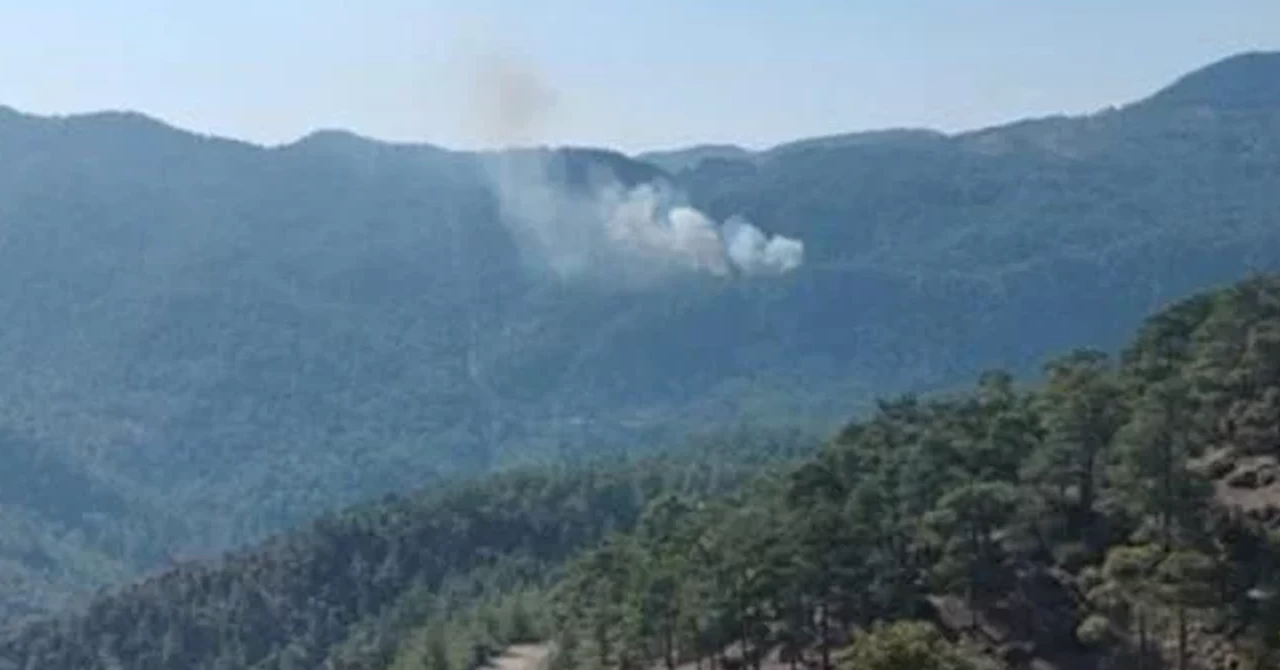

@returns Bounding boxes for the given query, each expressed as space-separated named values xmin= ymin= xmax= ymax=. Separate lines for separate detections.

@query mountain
xmin=0 ymin=435 xmax=810 ymax=669
xmin=636 ymin=143 xmax=753 ymax=173
xmin=10 ymin=273 xmax=1280 ymax=669
xmin=3 ymin=51 xmax=1280 ymax=625
xmin=1141 ymin=51 xmax=1280 ymax=111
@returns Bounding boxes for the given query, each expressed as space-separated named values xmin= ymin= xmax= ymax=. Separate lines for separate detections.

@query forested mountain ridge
xmin=9 ymin=272 xmax=1280 ymax=669
xmin=536 ymin=272 xmax=1280 ymax=670
xmin=0 ymin=434 xmax=815 ymax=669
xmin=3 ymin=51 xmax=1280 ymax=625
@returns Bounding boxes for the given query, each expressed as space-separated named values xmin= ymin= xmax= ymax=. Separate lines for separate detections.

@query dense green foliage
xmin=842 ymin=621 xmax=997 ymax=670
xmin=526 ymin=274 xmax=1280 ymax=670
xmin=3 ymin=51 xmax=1280 ymax=626
xmin=0 ymin=436 xmax=812 ymax=669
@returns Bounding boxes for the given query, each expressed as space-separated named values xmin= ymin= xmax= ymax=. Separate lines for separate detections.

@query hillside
xmin=9 ymin=273 xmax=1280 ymax=669
xmin=3 ymin=51 xmax=1280 ymax=624
xmin=0 ymin=435 xmax=812 ymax=669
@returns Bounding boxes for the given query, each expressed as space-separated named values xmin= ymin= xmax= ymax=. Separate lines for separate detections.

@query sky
xmin=0 ymin=1 xmax=1277 ymax=153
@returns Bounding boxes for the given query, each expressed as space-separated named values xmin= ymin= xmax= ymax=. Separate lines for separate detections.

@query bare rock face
xmin=1205 ymin=454 xmax=1239 ymax=480
xmin=926 ymin=564 xmax=1101 ymax=669
xmin=1224 ymin=458 xmax=1280 ymax=492
xmin=1227 ymin=467 xmax=1261 ymax=489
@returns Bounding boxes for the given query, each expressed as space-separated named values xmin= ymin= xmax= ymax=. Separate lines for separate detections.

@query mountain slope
xmin=3 ymin=51 xmax=1280 ymax=624
xmin=532 ymin=273 xmax=1280 ymax=670
xmin=0 ymin=436 xmax=808 ymax=669
xmin=12 ymin=273 xmax=1280 ymax=670
xmin=1142 ymin=50 xmax=1280 ymax=110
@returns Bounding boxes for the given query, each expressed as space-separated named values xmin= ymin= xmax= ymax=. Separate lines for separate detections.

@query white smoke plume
xmin=723 ymin=216 xmax=805 ymax=275
xmin=466 ymin=54 xmax=804 ymax=285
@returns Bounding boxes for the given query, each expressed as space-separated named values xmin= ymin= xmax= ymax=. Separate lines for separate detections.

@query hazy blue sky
xmin=1 ymin=1 xmax=1277 ymax=152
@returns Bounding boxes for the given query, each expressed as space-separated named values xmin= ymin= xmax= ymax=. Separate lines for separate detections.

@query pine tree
xmin=1027 ymin=349 xmax=1123 ymax=537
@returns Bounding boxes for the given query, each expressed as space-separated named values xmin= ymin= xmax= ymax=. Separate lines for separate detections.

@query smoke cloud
xmin=723 ymin=217 xmax=806 ymax=275
xmin=465 ymin=53 xmax=558 ymax=146
xmin=490 ymin=164 xmax=805 ymax=285
xmin=466 ymin=54 xmax=804 ymax=286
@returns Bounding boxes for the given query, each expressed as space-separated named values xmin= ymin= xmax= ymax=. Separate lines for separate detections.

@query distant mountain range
xmin=1 ymin=50 xmax=1280 ymax=624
